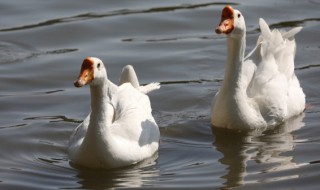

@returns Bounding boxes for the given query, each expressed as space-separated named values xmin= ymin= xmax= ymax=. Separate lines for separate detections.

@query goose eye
xmin=238 ymin=13 xmax=241 ymax=18
xmin=97 ymin=63 xmax=101 ymax=69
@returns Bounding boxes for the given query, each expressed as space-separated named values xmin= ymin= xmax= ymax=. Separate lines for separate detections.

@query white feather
xmin=68 ymin=58 xmax=160 ymax=169
xmin=211 ymin=8 xmax=305 ymax=130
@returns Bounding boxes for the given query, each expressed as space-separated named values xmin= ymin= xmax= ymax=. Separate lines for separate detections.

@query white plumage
xmin=211 ymin=6 xmax=305 ymax=130
xmin=68 ymin=57 xmax=160 ymax=169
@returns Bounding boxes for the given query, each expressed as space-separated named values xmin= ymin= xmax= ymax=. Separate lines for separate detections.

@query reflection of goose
xmin=211 ymin=6 xmax=305 ymax=129
xmin=213 ymin=114 xmax=305 ymax=188
xmin=68 ymin=57 xmax=160 ymax=169
xmin=73 ymin=154 xmax=159 ymax=189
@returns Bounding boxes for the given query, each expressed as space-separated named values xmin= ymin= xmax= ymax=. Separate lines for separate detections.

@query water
xmin=0 ymin=0 xmax=320 ymax=189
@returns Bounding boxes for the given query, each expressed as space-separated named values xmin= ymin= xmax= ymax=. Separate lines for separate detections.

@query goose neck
xmin=89 ymin=80 xmax=109 ymax=124
xmin=221 ymin=35 xmax=246 ymax=93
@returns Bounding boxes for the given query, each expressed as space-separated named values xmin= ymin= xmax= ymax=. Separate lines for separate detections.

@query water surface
xmin=0 ymin=0 xmax=320 ymax=189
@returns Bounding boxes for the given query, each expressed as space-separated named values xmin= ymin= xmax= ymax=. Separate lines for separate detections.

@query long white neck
xmin=81 ymin=76 xmax=119 ymax=152
xmin=90 ymin=80 xmax=109 ymax=123
xmin=85 ymin=78 xmax=115 ymax=138
xmin=220 ymin=34 xmax=246 ymax=95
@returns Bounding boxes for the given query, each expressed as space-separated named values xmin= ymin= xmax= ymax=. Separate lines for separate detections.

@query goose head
xmin=74 ymin=57 xmax=107 ymax=87
xmin=215 ymin=5 xmax=246 ymax=38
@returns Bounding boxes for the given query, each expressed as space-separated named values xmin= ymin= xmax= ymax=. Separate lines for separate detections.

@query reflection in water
xmin=72 ymin=154 xmax=159 ymax=189
xmin=212 ymin=114 xmax=305 ymax=189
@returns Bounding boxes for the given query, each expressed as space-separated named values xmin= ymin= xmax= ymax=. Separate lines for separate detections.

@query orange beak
xmin=215 ymin=5 xmax=235 ymax=34
xmin=74 ymin=57 xmax=95 ymax=88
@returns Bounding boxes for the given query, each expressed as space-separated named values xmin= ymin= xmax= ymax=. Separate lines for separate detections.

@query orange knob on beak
xmin=215 ymin=5 xmax=235 ymax=34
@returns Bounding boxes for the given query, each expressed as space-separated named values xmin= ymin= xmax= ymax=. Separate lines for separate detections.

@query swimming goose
xmin=68 ymin=57 xmax=160 ymax=169
xmin=211 ymin=6 xmax=305 ymax=130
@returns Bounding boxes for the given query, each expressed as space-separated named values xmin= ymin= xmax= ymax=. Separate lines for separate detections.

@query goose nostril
xmin=74 ymin=79 xmax=84 ymax=88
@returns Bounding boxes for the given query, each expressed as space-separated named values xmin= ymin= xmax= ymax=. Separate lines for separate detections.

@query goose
xmin=68 ymin=57 xmax=160 ymax=169
xmin=211 ymin=6 xmax=305 ymax=130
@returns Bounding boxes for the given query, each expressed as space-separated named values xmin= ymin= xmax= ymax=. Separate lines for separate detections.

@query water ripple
xmin=0 ymin=40 xmax=77 ymax=64
xmin=296 ymin=64 xmax=320 ymax=70
xmin=24 ymin=115 xmax=82 ymax=124
xmin=0 ymin=2 xmax=238 ymax=32
xmin=159 ymin=78 xmax=221 ymax=85
xmin=269 ymin=18 xmax=320 ymax=28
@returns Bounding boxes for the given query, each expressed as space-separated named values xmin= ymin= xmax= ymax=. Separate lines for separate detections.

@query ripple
xmin=0 ymin=40 xmax=77 ymax=64
xmin=0 ymin=89 xmax=65 ymax=97
xmin=296 ymin=64 xmax=320 ymax=70
xmin=212 ymin=114 xmax=306 ymax=188
xmin=269 ymin=18 xmax=320 ymax=29
xmin=44 ymin=48 xmax=78 ymax=55
xmin=1 ymin=0 xmax=319 ymax=189
xmin=0 ymin=123 xmax=27 ymax=130
xmin=24 ymin=115 xmax=82 ymax=124
xmin=122 ymin=34 xmax=218 ymax=43
xmin=0 ymin=41 xmax=35 ymax=64
xmin=245 ymin=17 xmax=320 ymax=36
xmin=0 ymin=2 xmax=238 ymax=32
xmin=309 ymin=160 xmax=320 ymax=164
xmin=159 ymin=78 xmax=220 ymax=85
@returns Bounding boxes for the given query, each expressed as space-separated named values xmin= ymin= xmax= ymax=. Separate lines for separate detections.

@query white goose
xmin=211 ymin=6 xmax=305 ymax=130
xmin=68 ymin=57 xmax=160 ymax=169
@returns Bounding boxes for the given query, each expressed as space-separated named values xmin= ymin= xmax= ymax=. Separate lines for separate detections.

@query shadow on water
xmin=212 ymin=114 xmax=306 ymax=189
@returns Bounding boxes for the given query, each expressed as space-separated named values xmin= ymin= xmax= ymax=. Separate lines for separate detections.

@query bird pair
xmin=68 ymin=5 xmax=305 ymax=169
